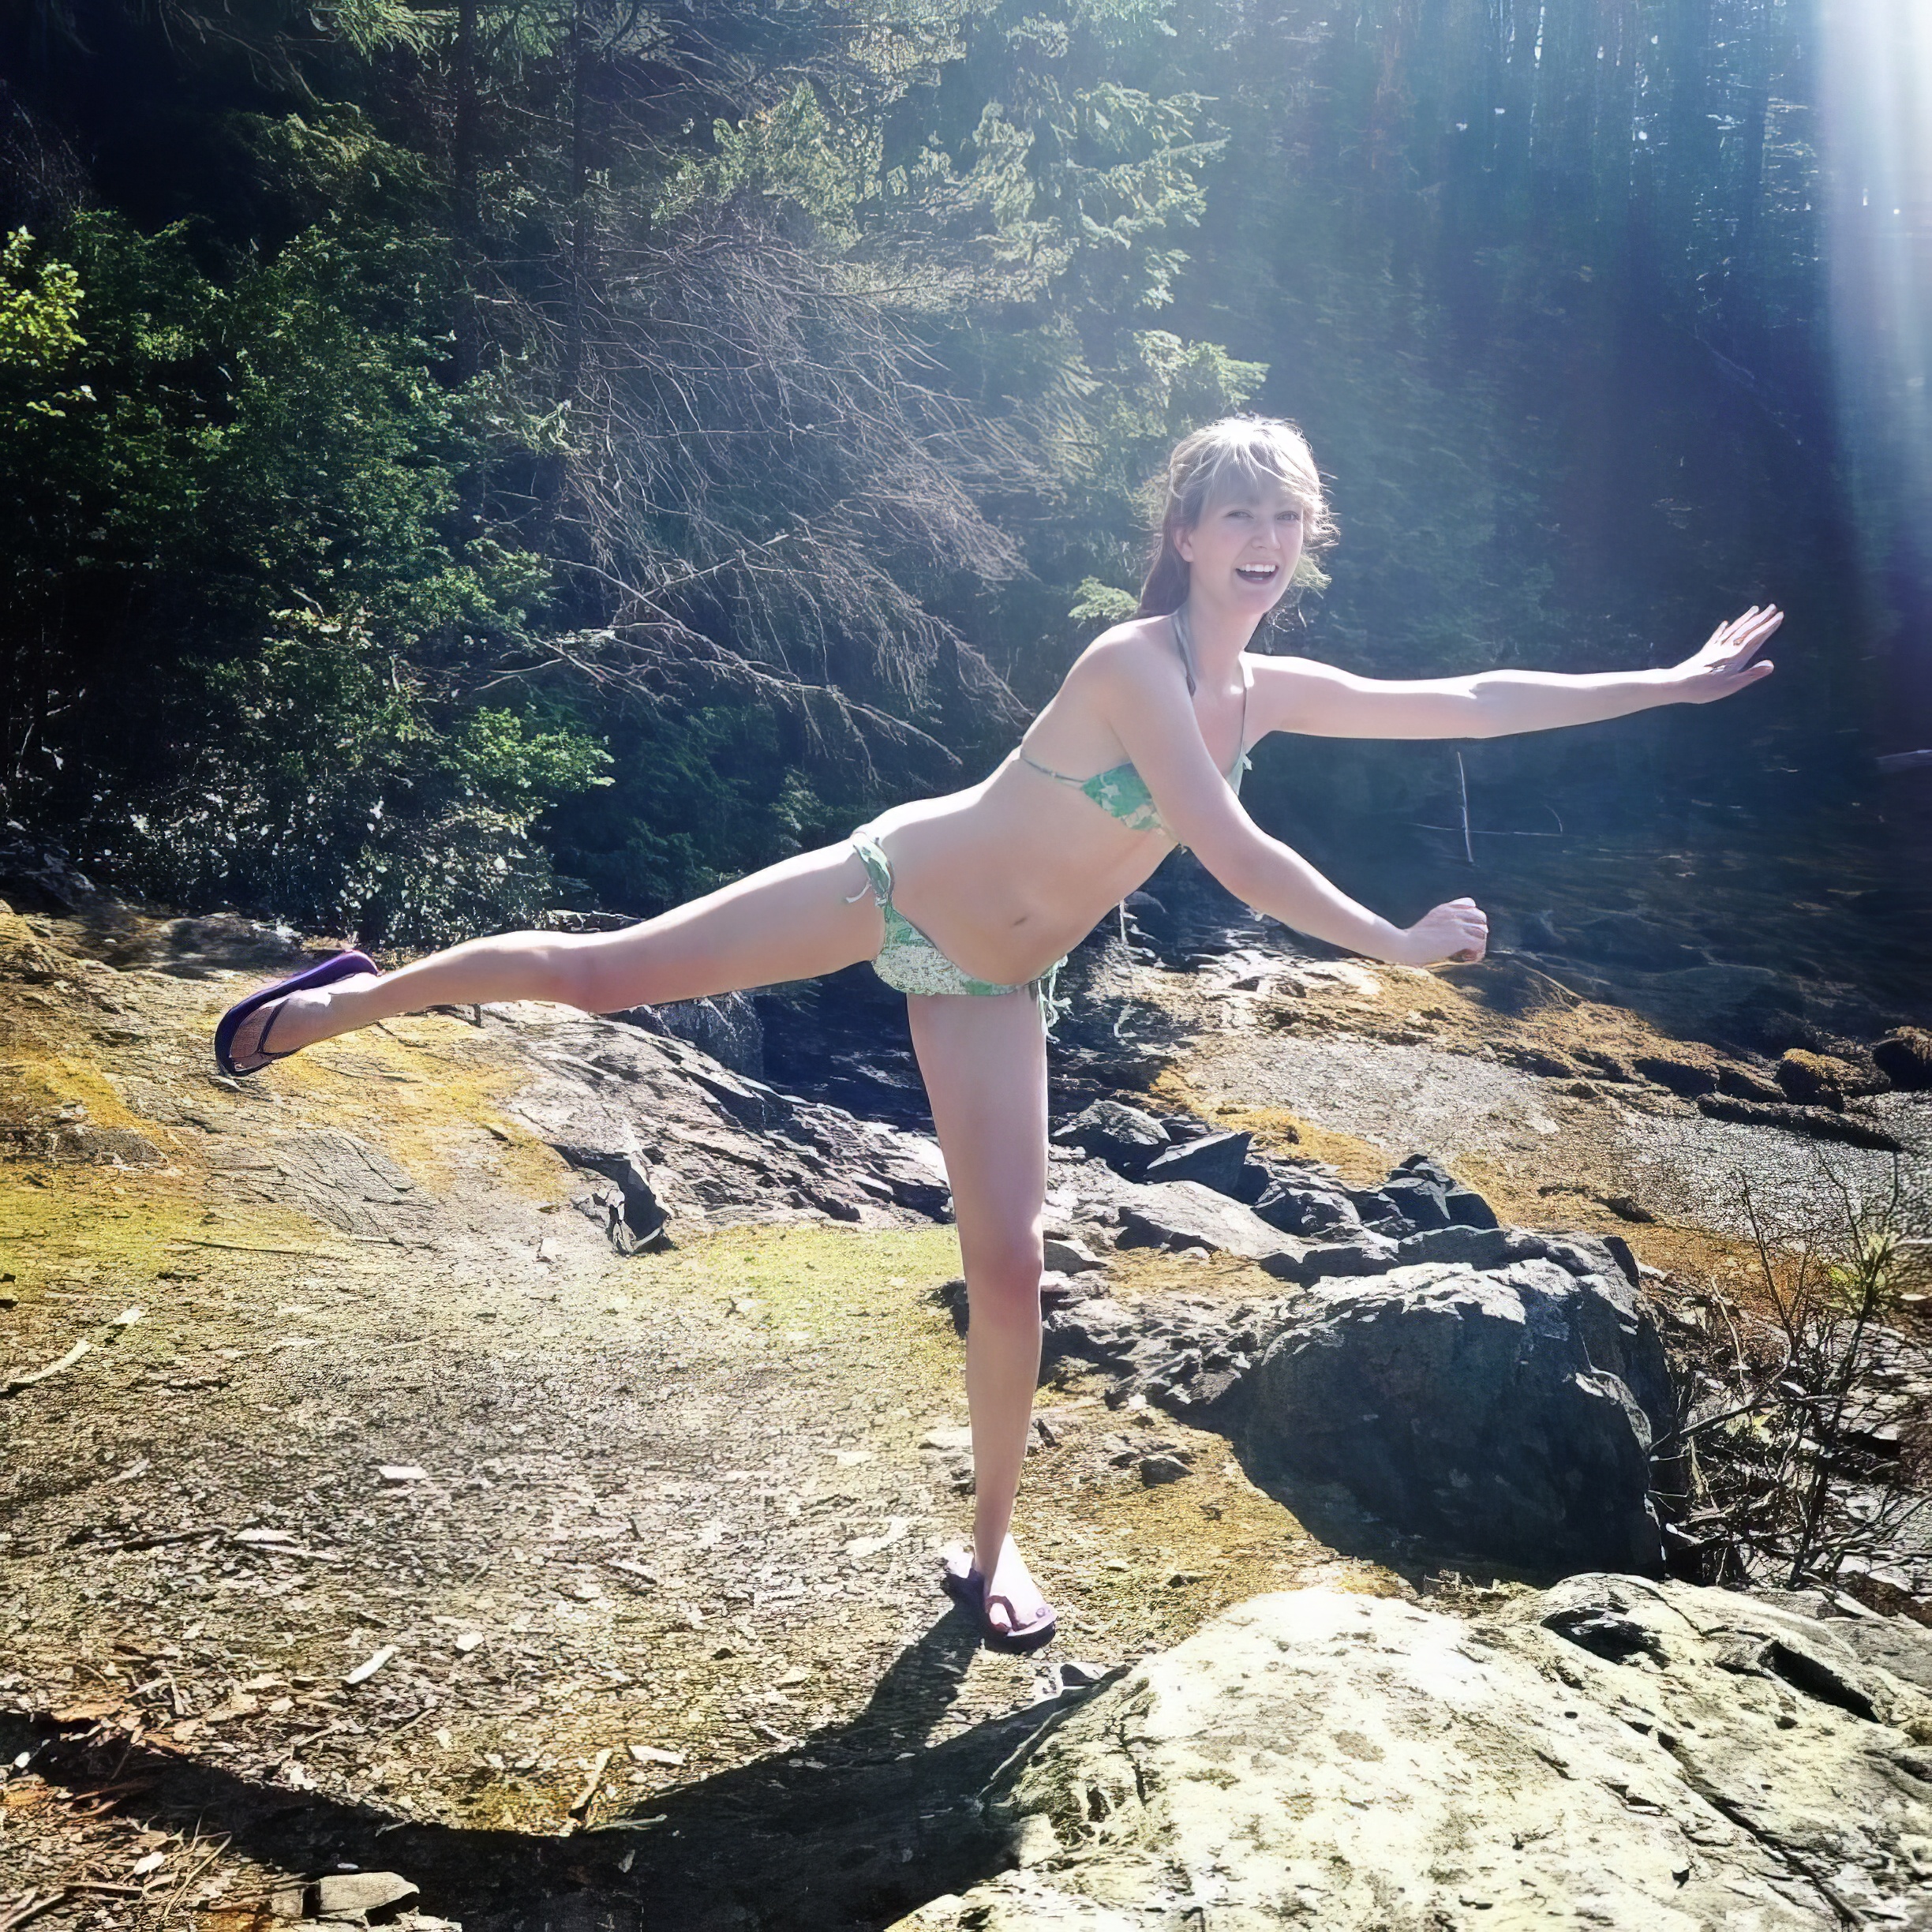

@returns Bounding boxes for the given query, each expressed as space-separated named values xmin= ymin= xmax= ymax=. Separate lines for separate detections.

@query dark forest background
xmin=3 ymin=0 xmax=1927 ymax=968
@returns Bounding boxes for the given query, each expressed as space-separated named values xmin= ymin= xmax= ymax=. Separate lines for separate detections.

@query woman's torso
xmin=866 ymin=619 xmax=1251 ymax=984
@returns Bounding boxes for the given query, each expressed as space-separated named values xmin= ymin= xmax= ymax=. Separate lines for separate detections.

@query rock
xmin=1241 ymin=1259 xmax=1672 ymax=1573
xmin=1056 ymin=1660 xmax=1108 ymax=1689
xmin=900 ymin=1578 xmax=1932 ymax=1932
xmin=1634 ymin=1051 xmax=1718 ymax=1098
xmin=553 ymin=1143 xmax=668 ymax=1251
xmin=1389 ymin=1154 xmax=1500 ymax=1230
xmin=1139 ymin=1452 xmax=1193 ymax=1485
xmin=313 ymin=1872 xmax=421 ymax=1922
xmin=1139 ymin=1129 xmax=1252 ymax=1196
xmin=618 ymin=990 xmax=764 ymax=1077
xmin=1251 ymin=1171 xmax=1363 ymax=1238
xmin=1694 ymin=1091 xmax=1903 ymax=1152
xmin=1041 ymin=1235 xmax=1105 ymax=1275
xmin=1257 ymin=1230 xmax=1402 ymax=1284
xmin=1043 ymin=1224 xmax=1673 ymax=1570
xmin=1114 ymin=1181 xmax=1305 ymax=1265
xmin=1048 ymin=1099 xmax=1170 ymax=1176
xmin=1716 ymin=1062 xmax=1785 ymax=1103
xmin=1777 ymin=1048 xmax=1859 ymax=1110
xmin=498 ymin=1008 xmax=952 ymax=1231
xmin=1499 ymin=1042 xmax=1580 ymax=1079
xmin=1874 ymin=1026 xmax=1932 ymax=1091
xmin=0 ymin=832 xmax=103 ymax=914
xmin=1378 ymin=1170 xmax=1453 ymax=1229
xmin=1548 ymin=912 xmax=1709 ymax=972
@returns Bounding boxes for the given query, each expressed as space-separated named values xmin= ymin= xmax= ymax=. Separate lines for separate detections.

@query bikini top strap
xmin=1171 ymin=608 xmax=1197 ymax=697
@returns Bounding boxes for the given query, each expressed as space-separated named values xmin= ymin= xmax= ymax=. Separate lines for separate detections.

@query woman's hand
xmin=1397 ymin=898 xmax=1488 ymax=966
xmin=1666 ymin=605 xmax=1781 ymax=703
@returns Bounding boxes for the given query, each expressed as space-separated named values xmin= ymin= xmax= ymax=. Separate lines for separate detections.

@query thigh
xmin=567 ymin=840 xmax=885 ymax=1013
xmin=908 ymin=990 xmax=1049 ymax=1279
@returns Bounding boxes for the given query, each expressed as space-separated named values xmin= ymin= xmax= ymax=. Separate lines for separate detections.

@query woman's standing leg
xmin=221 ymin=842 xmax=885 ymax=1069
xmin=907 ymin=988 xmax=1054 ymax=1637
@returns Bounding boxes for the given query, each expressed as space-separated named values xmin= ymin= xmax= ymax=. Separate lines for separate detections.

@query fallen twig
xmin=568 ymin=1746 xmax=615 ymax=1820
xmin=169 ymin=1238 xmax=357 ymax=1260
xmin=2 ymin=1337 xmax=92 ymax=1395
xmin=65 ymin=1525 xmax=227 ymax=1554
xmin=0 ymin=1890 xmax=70 ymax=1932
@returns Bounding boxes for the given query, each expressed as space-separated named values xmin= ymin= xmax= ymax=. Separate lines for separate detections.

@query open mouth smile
xmin=1234 ymin=562 xmax=1280 ymax=583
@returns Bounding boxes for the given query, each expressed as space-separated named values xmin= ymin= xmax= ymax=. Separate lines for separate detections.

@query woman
xmin=215 ymin=416 xmax=1780 ymax=1649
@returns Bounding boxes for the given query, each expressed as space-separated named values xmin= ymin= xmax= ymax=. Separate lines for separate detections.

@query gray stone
xmin=1048 ymin=1100 xmax=1170 ymax=1176
xmin=1874 ymin=1027 xmax=1932 ymax=1091
xmin=1256 ymin=1231 xmax=1402 ymax=1283
xmin=1046 ymin=1230 xmax=1675 ymax=1574
xmin=497 ymin=1008 xmax=951 ymax=1232
xmin=1695 ymin=1091 xmax=1904 ymax=1152
xmin=313 ymin=1872 xmax=421 ymax=1922
xmin=1242 ymin=1259 xmax=1672 ymax=1574
xmin=1251 ymin=1174 xmax=1362 ymax=1238
xmin=1392 ymin=1152 xmax=1500 ymax=1230
xmin=554 ymin=1144 xmax=667 ymax=1251
xmin=1635 ymin=1051 xmax=1720 ymax=1097
xmin=1114 ymin=1181 xmax=1305 ymax=1265
xmin=893 ymin=1578 xmax=1932 ymax=1931
xmin=1139 ymin=1452 xmax=1192 ymax=1485
xmin=1042 ymin=1235 xmax=1105 ymax=1275
xmin=1139 ymin=1129 xmax=1252 ymax=1196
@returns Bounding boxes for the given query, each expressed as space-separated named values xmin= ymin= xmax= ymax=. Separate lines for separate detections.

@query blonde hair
xmin=1136 ymin=416 xmax=1335 ymax=619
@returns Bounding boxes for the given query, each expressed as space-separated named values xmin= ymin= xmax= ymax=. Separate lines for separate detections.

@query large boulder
xmin=1874 ymin=1027 xmax=1932 ymax=1092
xmin=891 ymin=1579 xmax=1932 ymax=1932
xmin=1241 ymin=1256 xmax=1671 ymax=1574
xmin=1043 ymin=1230 xmax=1672 ymax=1576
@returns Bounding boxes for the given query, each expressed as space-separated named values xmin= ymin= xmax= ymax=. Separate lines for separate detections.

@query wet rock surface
xmin=896 ymin=1576 xmax=1932 ymax=1932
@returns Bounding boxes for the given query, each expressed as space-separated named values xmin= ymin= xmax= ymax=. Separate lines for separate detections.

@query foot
xmin=225 ymin=975 xmax=379 ymax=1072
xmin=945 ymin=1533 xmax=1054 ymax=1642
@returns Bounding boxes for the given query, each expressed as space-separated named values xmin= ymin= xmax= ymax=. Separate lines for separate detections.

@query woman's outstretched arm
xmin=1249 ymin=605 xmax=1782 ymax=740
xmin=1091 ymin=635 xmax=1488 ymax=968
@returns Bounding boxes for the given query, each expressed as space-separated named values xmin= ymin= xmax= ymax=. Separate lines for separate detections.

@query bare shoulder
xmin=1073 ymin=616 xmax=1189 ymax=696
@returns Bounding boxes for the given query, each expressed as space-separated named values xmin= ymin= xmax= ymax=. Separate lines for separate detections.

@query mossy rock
xmin=1872 ymin=1028 xmax=1932 ymax=1092
xmin=1775 ymin=1049 xmax=1859 ymax=1110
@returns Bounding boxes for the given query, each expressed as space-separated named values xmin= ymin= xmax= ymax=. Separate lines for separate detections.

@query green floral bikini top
xmin=1017 ymin=610 xmax=1251 ymax=839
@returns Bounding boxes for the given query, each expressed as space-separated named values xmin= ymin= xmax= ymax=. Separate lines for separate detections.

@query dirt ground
xmin=2 ymin=901 xmax=1923 ymax=1930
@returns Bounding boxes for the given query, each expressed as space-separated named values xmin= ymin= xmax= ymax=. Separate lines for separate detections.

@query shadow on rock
xmin=3 ymin=1611 xmax=1094 ymax=1932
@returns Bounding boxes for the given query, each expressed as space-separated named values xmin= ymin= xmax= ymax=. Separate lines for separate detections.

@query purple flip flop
xmin=942 ymin=1553 xmax=1058 ymax=1653
xmin=213 ymin=949 xmax=378 ymax=1078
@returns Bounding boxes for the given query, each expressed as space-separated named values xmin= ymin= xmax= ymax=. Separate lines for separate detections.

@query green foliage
xmin=0 ymin=230 xmax=89 ymax=417
xmin=0 ymin=0 xmax=1868 ymax=943
xmin=95 ymin=608 xmax=610 ymax=946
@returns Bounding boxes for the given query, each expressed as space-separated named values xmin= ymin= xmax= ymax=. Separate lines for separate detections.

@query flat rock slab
xmin=1113 ymin=1179 xmax=1301 ymax=1264
xmin=890 ymin=1578 xmax=1932 ymax=1931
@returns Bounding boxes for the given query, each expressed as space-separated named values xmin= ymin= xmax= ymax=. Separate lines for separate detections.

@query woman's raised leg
xmin=223 ymin=841 xmax=885 ymax=1069
xmin=906 ymin=987 xmax=1054 ymax=1638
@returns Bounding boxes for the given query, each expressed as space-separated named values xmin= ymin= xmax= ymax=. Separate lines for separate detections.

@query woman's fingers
xmin=1411 ymin=897 xmax=1488 ymax=965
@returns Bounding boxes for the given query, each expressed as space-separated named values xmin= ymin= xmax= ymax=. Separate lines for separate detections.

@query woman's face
xmin=1174 ymin=477 xmax=1307 ymax=616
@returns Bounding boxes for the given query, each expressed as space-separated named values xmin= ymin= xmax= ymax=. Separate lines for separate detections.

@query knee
xmin=965 ymin=1232 xmax=1044 ymax=1324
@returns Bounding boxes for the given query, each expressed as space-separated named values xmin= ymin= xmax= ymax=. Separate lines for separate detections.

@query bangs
xmin=1185 ymin=423 xmax=1324 ymax=520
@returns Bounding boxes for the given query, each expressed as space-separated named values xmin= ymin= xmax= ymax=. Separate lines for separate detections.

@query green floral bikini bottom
xmin=844 ymin=822 xmax=1067 ymax=1035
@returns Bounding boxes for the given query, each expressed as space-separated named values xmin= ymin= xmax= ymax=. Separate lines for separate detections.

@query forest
xmin=2 ymin=0 xmax=1925 ymax=953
